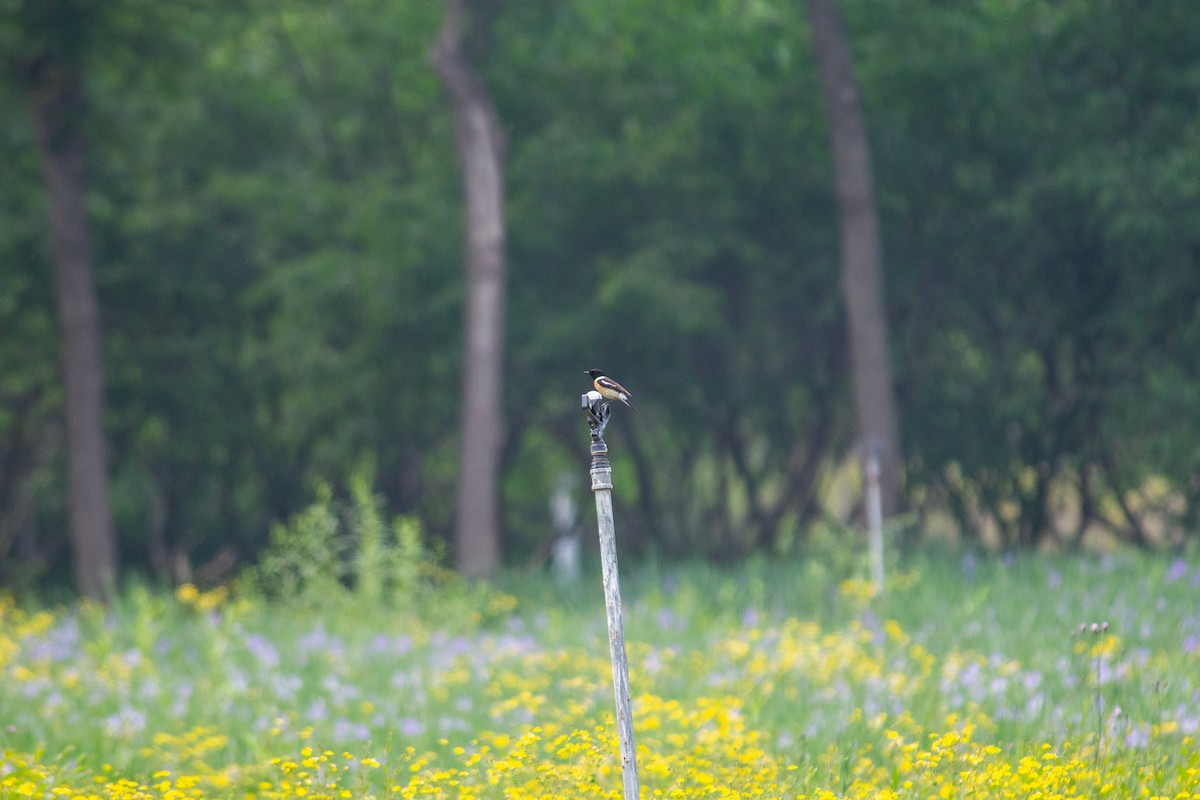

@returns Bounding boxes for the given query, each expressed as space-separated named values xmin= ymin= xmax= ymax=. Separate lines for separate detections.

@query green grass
xmin=2 ymin=550 xmax=1198 ymax=798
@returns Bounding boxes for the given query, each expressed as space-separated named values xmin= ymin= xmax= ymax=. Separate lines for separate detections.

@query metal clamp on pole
xmin=583 ymin=390 xmax=611 ymax=441
xmin=581 ymin=390 xmax=640 ymax=800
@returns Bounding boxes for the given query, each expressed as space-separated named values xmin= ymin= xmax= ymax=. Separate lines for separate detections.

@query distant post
xmin=865 ymin=444 xmax=885 ymax=594
xmin=582 ymin=391 xmax=640 ymax=800
xmin=550 ymin=474 xmax=581 ymax=584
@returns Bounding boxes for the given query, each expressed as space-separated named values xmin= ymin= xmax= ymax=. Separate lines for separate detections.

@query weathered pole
xmin=582 ymin=391 xmax=640 ymax=800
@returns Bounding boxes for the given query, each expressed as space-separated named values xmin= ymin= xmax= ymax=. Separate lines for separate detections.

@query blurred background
xmin=2 ymin=0 xmax=1198 ymax=595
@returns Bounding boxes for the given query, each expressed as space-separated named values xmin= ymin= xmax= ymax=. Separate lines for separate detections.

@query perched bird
xmin=585 ymin=369 xmax=639 ymax=414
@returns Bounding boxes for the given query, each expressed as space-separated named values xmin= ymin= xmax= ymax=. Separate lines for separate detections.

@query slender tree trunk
xmin=431 ymin=0 xmax=506 ymax=577
xmin=807 ymin=0 xmax=902 ymax=515
xmin=30 ymin=57 xmax=118 ymax=599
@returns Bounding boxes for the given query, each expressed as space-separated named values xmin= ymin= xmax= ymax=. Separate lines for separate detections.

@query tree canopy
xmin=2 ymin=0 xmax=1198 ymax=589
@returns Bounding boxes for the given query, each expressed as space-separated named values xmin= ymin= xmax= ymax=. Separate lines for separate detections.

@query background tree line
xmin=2 ymin=0 xmax=1198 ymax=594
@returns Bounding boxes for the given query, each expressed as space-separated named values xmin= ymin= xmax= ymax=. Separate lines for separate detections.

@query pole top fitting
xmin=582 ymin=391 xmax=610 ymax=441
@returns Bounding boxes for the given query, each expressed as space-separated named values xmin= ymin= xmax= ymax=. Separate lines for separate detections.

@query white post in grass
xmin=550 ymin=473 xmax=581 ymax=584
xmin=583 ymin=391 xmax=640 ymax=800
xmin=865 ymin=444 xmax=885 ymax=595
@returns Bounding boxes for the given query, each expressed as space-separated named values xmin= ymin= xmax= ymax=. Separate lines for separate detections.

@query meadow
xmin=1 ymin=550 xmax=1198 ymax=799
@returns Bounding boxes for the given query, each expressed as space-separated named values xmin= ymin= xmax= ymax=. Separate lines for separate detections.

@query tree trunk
xmin=431 ymin=0 xmax=506 ymax=577
xmin=30 ymin=57 xmax=119 ymax=599
xmin=807 ymin=0 xmax=902 ymax=515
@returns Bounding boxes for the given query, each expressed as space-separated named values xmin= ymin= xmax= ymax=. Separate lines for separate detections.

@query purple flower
xmin=1096 ymin=659 xmax=1122 ymax=685
xmin=1177 ymin=706 xmax=1200 ymax=735
xmin=245 ymin=633 xmax=280 ymax=668
xmin=1124 ymin=723 xmax=1150 ymax=749
xmin=306 ymin=697 xmax=329 ymax=721
xmin=439 ymin=716 xmax=471 ymax=733
xmin=333 ymin=718 xmax=371 ymax=742
xmin=655 ymin=608 xmax=681 ymax=631
xmin=1166 ymin=559 xmax=1189 ymax=583
xmin=103 ymin=707 xmax=147 ymax=737
xmin=170 ymin=681 xmax=194 ymax=716
xmin=398 ymin=717 xmax=425 ymax=737
xmin=1047 ymin=570 xmax=1062 ymax=589
xmin=25 ymin=618 xmax=81 ymax=663
xmin=298 ymin=627 xmax=346 ymax=658
xmin=367 ymin=634 xmax=413 ymax=656
xmin=270 ymin=674 xmax=302 ymax=700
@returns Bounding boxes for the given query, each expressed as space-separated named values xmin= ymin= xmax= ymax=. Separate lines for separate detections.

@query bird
xmin=585 ymin=369 xmax=639 ymax=414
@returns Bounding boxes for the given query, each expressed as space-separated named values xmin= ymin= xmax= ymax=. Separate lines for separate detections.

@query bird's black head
xmin=585 ymin=369 xmax=605 ymax=378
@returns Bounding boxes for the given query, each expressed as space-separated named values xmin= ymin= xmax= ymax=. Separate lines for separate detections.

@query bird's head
xmin=585 ymin=369 xmax=605 ymax=379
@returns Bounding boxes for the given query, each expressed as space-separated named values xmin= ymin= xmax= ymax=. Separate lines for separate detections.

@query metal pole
xmin=583 ymin=392 xmax=640 ymax=800
xmin=865 ymin=446 xmax=885 ymax=594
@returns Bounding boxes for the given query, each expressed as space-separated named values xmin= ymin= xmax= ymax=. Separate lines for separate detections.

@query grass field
xmin=1 ymin=551 xmax=1198 ymax=798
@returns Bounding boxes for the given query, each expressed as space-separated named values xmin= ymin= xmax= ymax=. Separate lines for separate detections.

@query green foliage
xmin=857 ymin=0 xmax=1200 ymax=546
xmin=3 ymin=0 xmax=1200 ymax=587
xmin=252 ymin=466 xmax=427 ymax=610
xmin=254 ymin=480 xmax=344 ymax=605
xmin=248 ymin=464 xmax=514 ymax=629
xmin=495 ymin=0 xmax=849 ymax=557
